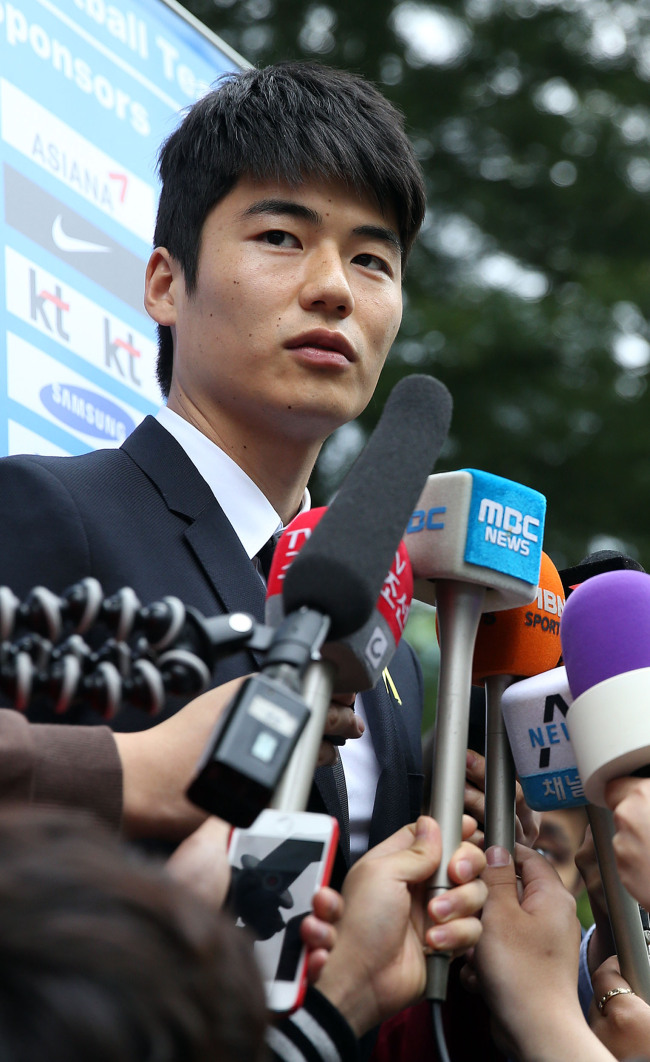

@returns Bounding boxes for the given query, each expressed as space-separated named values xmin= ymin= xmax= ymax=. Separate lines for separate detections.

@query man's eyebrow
xmin=240 ymin=199 xmax=322 ymax=225
xmin=353 ymin=224 xmax=402 ymax=257
xmin=239 ymin=200 xmax=403 ymax=256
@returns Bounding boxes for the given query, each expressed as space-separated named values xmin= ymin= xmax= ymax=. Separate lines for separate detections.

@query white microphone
xmin=502 ymin=666 xmax=650 ymax=1002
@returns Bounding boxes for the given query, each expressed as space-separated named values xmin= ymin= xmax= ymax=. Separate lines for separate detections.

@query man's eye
xmin=354 ymin=252 xmax=392 ymax=275
xmin=260 ymin=230 xmax=300 ymax=248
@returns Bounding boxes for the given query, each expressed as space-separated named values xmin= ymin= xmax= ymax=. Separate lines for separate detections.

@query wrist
xmin=315 ymin=956 xmax=378 ymax=1038
xmin=508 ymin=1002 xmax=612 ymax=1062
xmin=115 ymin=730 xmax=204 ymax=840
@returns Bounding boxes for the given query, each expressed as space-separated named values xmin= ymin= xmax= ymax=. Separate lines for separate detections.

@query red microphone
xmin=266 ymin=508 xmax=413 ymax=692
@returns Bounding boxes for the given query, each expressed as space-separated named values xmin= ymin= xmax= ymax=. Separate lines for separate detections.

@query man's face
xmin=148 ymin=176 xmax=403 ymax=445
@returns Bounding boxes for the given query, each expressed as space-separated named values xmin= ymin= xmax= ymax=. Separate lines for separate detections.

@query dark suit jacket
xmin=0 ymin=416 xmax=424 ymax=865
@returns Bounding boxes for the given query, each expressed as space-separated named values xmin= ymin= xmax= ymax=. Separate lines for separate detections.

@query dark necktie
xmin=257 ymin=532 xmax=281 ymax=581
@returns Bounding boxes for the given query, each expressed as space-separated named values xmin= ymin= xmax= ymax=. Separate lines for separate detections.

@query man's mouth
xmin=286 ymin=330 xmax=357 ymax=362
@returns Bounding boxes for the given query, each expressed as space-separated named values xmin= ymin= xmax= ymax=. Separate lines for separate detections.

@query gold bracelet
xmin=597 ymin=987 xmax=636 ymax=1013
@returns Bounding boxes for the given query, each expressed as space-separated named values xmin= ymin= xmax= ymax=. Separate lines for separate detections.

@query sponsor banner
xmin=0 ymin=0 xmax=245 ymax=456
xmin=464 ymin=468 xmax=546 ymax=583
xmin=4 ymin=165 xmax=148 ymax=316
xmin=7 ymin=332 xmax=143 ymax=445
xmin=8 ymin=420 xmax=70 ymax=456
xmin=1 ymin=79 xmax=155 ymax=242
xmin=6 ymin=245 xmax=159 ymax=403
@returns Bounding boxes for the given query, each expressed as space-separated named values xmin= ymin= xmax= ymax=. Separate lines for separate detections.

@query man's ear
xmin=144 ymin=248 xmax=177 ymax=326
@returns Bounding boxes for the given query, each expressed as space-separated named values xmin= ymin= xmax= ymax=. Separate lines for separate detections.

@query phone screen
xmin=228 ymin=828 xmax=328 ymax=997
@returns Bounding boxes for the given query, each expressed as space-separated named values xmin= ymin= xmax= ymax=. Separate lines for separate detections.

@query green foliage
xmin=186 ymin=0 xmax=650 ymax=570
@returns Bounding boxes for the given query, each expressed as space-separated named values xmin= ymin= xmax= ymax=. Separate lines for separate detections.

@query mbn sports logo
xmin=478 ymin=498 xmax=540 ymax=558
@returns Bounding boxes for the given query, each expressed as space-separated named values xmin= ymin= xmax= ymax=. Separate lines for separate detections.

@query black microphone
xmin=283 ymin=374 xmax=452 ymax=638
xmin=559 ymin=549 xmax=645 ymax=601
xmin=188 ymin=374 xmax=453 ymax=827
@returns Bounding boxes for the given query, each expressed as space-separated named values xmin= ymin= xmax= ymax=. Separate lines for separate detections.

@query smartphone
xmin=227 ymin=808 xmax=339 ymax=1013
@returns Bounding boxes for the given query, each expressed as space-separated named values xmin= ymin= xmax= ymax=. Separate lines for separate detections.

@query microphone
xmin=266 ymin=507 xmax=413 ymax=692
xmin=502 ymin=666 xmax=583 ymax=813
xmin=472 ymin=551 xmax=564 ymax=850
xmin=561 ymin=568 xmax=650 ymax=805
xmin=280 ymin=375 xmax=451 ymax=637
xmin=403 ymin=467 xmax=546 ymax=1000
xmin=407 ymin=468 xmax=545 ymax=612
xmin=267 ymin=508 xmax=413 ymax=814
xmin=502 ymin=664 xmax=650 ymax=1002
xmin=188 ymin=373 xmax=452 ymax=826
xmin=559 ymin=549 xmax=645 ymax=600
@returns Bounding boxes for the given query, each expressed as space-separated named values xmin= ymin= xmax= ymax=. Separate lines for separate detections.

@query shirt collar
xmin=155 ymin=406 xmax=310 ymax=558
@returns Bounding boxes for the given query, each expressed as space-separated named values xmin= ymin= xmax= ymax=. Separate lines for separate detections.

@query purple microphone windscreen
xmin=561 ymin=569 xmax=650 ymax=699
xmin=282 ymin=374 xmax=453 ymax=640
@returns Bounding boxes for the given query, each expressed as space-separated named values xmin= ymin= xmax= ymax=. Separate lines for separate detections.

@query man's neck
xmin=166 ymin=393 xmax=322 ymax=525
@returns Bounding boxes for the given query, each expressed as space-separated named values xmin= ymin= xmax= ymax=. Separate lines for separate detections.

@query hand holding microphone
xmin=503 ymin=553 xmax=650 ymax=1003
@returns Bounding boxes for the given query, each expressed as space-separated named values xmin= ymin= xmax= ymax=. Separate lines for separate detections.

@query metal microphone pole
xmin=588 ymin=804 xmax=650 ymax=1002
xmin=484 ymin=673 xmax=516 ymax=853
xmin=271 ymin=659 xmax=337 ymax=812
xmin=426 ymin=579 xmax=485 ymax=1002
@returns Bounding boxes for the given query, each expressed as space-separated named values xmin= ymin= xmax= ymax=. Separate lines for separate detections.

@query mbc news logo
xmin=407 ymin=498 xmax=540 ymax=558
xmin=478 ymin=499 xmax=540 ymax=558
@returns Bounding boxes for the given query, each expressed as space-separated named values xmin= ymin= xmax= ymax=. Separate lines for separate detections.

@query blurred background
xmin=177 ymin=0 xmax=650 ymax=726
xmin=181 ymin=0 xmax=650 ymax=568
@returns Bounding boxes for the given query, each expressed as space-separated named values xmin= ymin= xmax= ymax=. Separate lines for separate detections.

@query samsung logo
xmin=41 ymin=384 xmax=133 ymax=441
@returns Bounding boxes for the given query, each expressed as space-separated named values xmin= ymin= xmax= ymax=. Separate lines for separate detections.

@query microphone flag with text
xmin=266 ymin=507 xmax=413 ymax=692
xmin=187 ymin=373 xmax=452 ymax=827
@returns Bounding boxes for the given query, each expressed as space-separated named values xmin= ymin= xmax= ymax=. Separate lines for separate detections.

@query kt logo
xmin=104 ymin=319 xmax=141 ymax=386
xmin=29 ymin=269 xmax=69 ymax=341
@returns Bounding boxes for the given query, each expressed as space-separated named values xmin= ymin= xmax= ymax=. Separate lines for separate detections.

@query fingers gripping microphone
xmin=502 ymin=664 xmax=650 ymax=1002
xmin=188 ymin=374 xmax=452 ymax=827
xmin=472 ymin=551 xmax=564 ymax=852
xmin=404 ymin=468 xmax=546 ymax=1001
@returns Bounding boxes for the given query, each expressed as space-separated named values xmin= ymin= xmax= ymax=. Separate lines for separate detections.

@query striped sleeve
xmin=267 ymin=987 xmax=359 ymax=1062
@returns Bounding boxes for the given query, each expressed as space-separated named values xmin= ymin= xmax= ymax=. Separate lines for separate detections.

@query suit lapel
xmin=364 ymin=676 xmax=412 ymax=848
xmin=312 ymin=763 xmax=351 ymax=884
xmin=122 ymin=417 xmax=267 ymax=663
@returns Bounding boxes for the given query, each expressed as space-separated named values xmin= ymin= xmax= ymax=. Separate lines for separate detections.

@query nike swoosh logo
xmin=51 ymin=215 xmax=110 ymax=254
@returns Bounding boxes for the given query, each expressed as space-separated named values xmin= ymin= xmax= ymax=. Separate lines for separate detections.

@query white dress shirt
xmin=155 ymin=405 xmax=379 ymax=853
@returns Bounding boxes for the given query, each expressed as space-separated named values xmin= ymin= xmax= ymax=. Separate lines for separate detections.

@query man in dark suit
xmin=0 ymin=61 xmax=427 ymax=871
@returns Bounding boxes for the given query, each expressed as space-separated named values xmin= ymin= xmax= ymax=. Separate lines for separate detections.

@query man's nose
xmin=299 ymin=246 xmax=354 ymax=317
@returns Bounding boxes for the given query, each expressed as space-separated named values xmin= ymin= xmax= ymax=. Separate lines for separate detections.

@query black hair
xmin=0 ymin=807 xmax=266 ymax=1062
xmin=153 ymin=60 xmax=426 ymax=397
